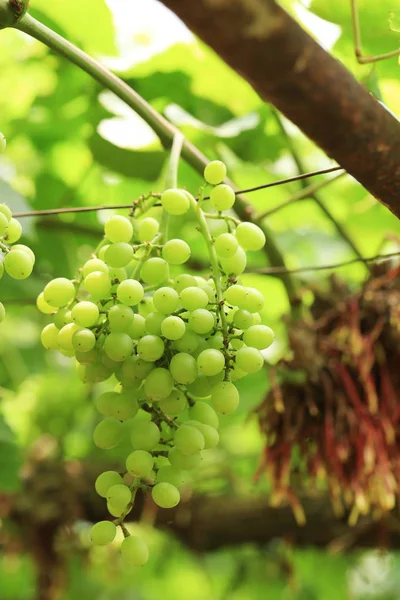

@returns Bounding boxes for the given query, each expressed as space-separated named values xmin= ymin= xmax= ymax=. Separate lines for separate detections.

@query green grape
xmin=58 ymin=323 xmax=80 ymax=351
xmin=200 ymin=284 xmax=215 ymax=303
xmin=83 ymin=271 xmax=111 ymax=301
xmin=188 ymin=309 xmax=214 ymax=334
xmin=41 ymin=323 xmax=59 ymax=350
xmin=138 ymin=217 xmax=159 ymax=242
xmin=162 ymin=239 xmax=191 ymax=264
xmin=196 ymin=348 xmax=225 ymax=376
xmin=93 ymin=417 xmax=124 ymax=449
xmin=126 ymin=450 xmax=154 ymax=478
xmin=174 ymin=425 xmax=205 ymax=455
xmin=105 ymin=215 xmax=133 ymax=243
xmin=128 ymin=314 xmax=146 ymax=339
xmin=140 ymin=257 xmax=169 ymax=285
xmin=153 ymin=287 xmax=179 ymax=315
xmin=95 ymin=470 xmax=123 ymax=497
xmin=211 ymin=381 xmax=239 ymax=414
xmin=220 ymin=246 xmax=247 ymax=275
xmin=144 ymin=367 xmax=174 ymax=401
xmin=0 ymin=202 xmax=11 ymax=221
xmin=156 ymin=465 xmax=184 ymax=487
xmin=108 ymin=304 xmax=134 ymax=332
xmin=161 ymin=188 xmax=190 ymax=215
xmin=109 ymin=267 xmax=127 ymax=283
xmin=252 ymin=313 xmax=262 ymax=325
xmin=243 ymin=324 xmax=274 ymax=350
xmin=207 ymin=371 xmax=224 ymax=386
xmin=173 ymin=273 xmax=197 ymax=293
xmin=186 ymin=420 xmax=219 ymax=449
xmin=4 ymin=250 xmax=33 ymax=279
xmin=90 ymin=521 xmax=116 ymax=546
xmin=208 ymin=332 xmax=224 ymax=349
xmin=214 ymin=233 xmax=238 ymax=258
xmin=204 ymin=160 xmax=226 ymax=185
xmin=104 ymin=332 xmax=133 ymax=362
xmin=36 ymin=292 xmax=56 ymax=315
xmin=121 ymin=354 xmax=154 ymax=381
xmin=43 ymin=277 xmax=76 ymax=309
xmin=95 ymin=391 xmax=120 ymax=417
xmin=101 ymin=351 xmax=120 ymax=371
xmin=104 ymin=242 xmax=134 ymax=268
xmin=173 ymin=330 xmax=200 ymax=353
xmin=169 ymin=352 xmax=198 ymax=384
xmin=0 ymin=302 xmax=5 ymax=323
xmin=131 ymin=420 xmax=160 ymax=450
xmin=186 ymin=374 xmax=211 ymax=398
xmin=117 ymin=279 xmax=144 ymax=306
xmin=159 ymin=389 xmax=186 ymax=415
xmin=112 ymin=391 xmax=139 ymax=420
xmin=230 ymin=338 xmax=244 ymax=350
xmin=235 ymin=346 xmax=264 ymax=373
xmin=107 ymin=500 xmax=123 ymax=517
xmin=71 ymin=301 xmax=99 ymax=327
xmin=192 ymin=337 xmax=210 ymax=359
xmin=5 ymin=218 xmax=22 ymax=243
xmin=161 ymin=316 xmax=185 ymax=340
xmin=233 ymin=309 xmax=253 ymax=329
xmin=72 ymin=328 xmax=96 ymax=352
xmin=82 ymin=258 xmax=109 ymax=278
xmin=210 ymin=184 xmax=235 ymax=211
xmin=168 ymin=446 xmax=202 ymax=470
xmin=152 ymin=482 xmax=180 ymax=508
xmin=0 ymin=213 xmax=8 ymax=235
xmin=10 ymin=244 xmax=35 ymax=264
xmin=145 ymin=312 xmax=164 ymax=335
xmin=53 ymin=308 xmax=72 ymax=329
xmin=179 ymin=286 xmax=208 ymax=311
xmin=120 ymin=536 xmax=149 ymax=566
xmin=241 ymin=288 xmax=264 ymax=313
xmin=76 ymin=347 xmax=99 ymax=366
xmin=0 ymin=261 xmax=3 ymax=279
xmin=137 ymin=334 xmax=164 ymax=362
xmin=236 ymin=222 xmax=266 ymax=251
xmin=107 ymin=483 xmax=131 ymax=510
xmin=80 ymin=362 xmax=113 ymax=384
xmin=223 ymin=284 xmax=246 ymax=307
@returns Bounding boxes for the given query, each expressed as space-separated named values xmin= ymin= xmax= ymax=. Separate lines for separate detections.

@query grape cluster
xmin=38 ymin=161 xmax=274 ymax=566
xmin=0 ymin=203 xmax=35 ymax=323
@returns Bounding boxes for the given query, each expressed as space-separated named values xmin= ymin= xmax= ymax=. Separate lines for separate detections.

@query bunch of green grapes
xmin=0 ymin=203 xmax=35 ymax=323
xmin=38 ymin=161 xmax=274 ymax=566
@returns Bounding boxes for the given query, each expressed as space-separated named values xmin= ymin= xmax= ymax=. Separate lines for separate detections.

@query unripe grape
xmin=131 ymin=420 xmax=160 ymax=450
xmin=220 ymin=246 xmax=247 ymax=275
xmin=41 ymin=323 xmax=60 ymax=350
xmin=53 ymin=308 xmax=72 ymax=329
xmin=126 ymin=450 xmax=154 ymax=478
xmin=197 ymin=348 xmax=225 ymax=376
xmin=156 ymin=466 xmax=184 ymax=487
xmin=140 ymin=257 xmax=169 ymax=285
xmin=107 ymin=500 xmax=124 ymax=518
xmin=187 ymin=374 xmax=211 ymax=398
xmin=0 ymin=302 xmax=5 ymax=323
xmin=10 ymin=244 xmax=35 ymax=264
xmin=162 ymin=239 xmax=191 ymax=264
xmin=152 ymin=482 xmax=180 ymax=508
xmin=210 ymin=184 xmax=235 ymax=211
xmin=223 ymin=284 xmax=246 ymax=307
xmin=138 ymin=217 xmax=159 ymax=242
xmin=58 ymin=322 xmax=80 ymax=351
xmin=208 ymin=332 xmax=224 ymax=349
xmin=241 ymin=288 xmax=264 ymax=313
xmin=104 ymin=332 xmax=133 ymax=362
xmin=90 ymin=521 xmax=116 ymax=546
xmin=84 ymin=271 xmax=111 ymax=300
xmin=211 ymin=381 xmax=239 ymax=414
xmin=4 ymin=250 xmax=33 ymax=279
xmin=153 ymin=287 xmax=179 ymax=315
xmin=95 ymin=470 xmax=123 ymax=497
xmin=168 ymin=446 xmax=202 ymax=470
xmin=72 ymin=328 xmax=96 ymax=352
xmin=36 ymin=292 xmax=56 ymax=315
xmin=161 ymin=316 xmax=186 ymax=340
xmin=95 ymin=391 xmax=120 ymax=417
xmin=128 ymin=314 xmax=146 ymax=339
xmin=109 ymin=267 xmax=127 ymax=283
xmin=93 ymin=417 xmax=124 ymax=449
xmin=71 ymin=301 xmax=99 ymax=327
xmin=122 ymin=354 xmax=154 ymax=380
xmin=236 ymin=222 xmax=266 ymax=251
xmin=188 ymin=309 xmax=214 ymax=334
xmin=179 ymin=286 xmax=209 ymax=311
xmin=5 ymin=218 xmax=22 ymax=243
xmin=174 ymin=273 xmax=198 ymax=293
xmin=214 ymin=233 xmax=238 ymax=258
xmin=169 ymin=352 xmax=198 ymax=384
xmin=145 ymin=312 xmax=164 ymax=335
xmin=137 ymin=335 xmax=164 ymax=362
xmin=104 ymin=242 xmax=134 ymax=268
xmin=144 ymin=367 xmax=174 ymax=401
xmin=82 ymin=258 xmax=109 ymax=278
xmin=200 ymin=284 xmax=215 ymax=303
xmin=121 ymin=536 xmax=149 ymax=566
xmin=204 ymin=160 xmax=226 ymax=185
xmin=0 ymin=203 xmax=11 ymax=221
xmin=117 ymin=279 xmax=144 ymax=306
xmin=104 ymin=215 xmax=133 ymax=243
xmin=235 ymin=346 xmax=264 ymax=373
xmin=107 ymin=483 xmax=131 ymax=510
xmin=161 ymin=188 xmax=190 ymax=215
xmin=159 ymin=389 xmax=186 ymax=415
xmin=243 ymin=324 xmax=274 ymax=350
xmin=174 ymin=425 xmax=205 ymax=455
xmin=173 ymin=330 xmax=200 ymax=353
xmin=108 ymin=304 xmax=134 ymax=332
xmin=186 ymin=420 xmax=219 ymax=449
xmin=112 ymin=391 xmax=139 ymax=420
xmin=233 ymin=309 xmax=253 ymax=329
xmin=0 ymin=213 xmax=8 ymax=235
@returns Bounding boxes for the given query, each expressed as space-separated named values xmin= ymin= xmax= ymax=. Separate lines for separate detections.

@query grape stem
xmin=158 ymin=132 xmax=185 ymax=245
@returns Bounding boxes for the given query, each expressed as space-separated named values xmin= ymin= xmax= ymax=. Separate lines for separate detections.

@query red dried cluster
xmin=257 ymin=265 xmax=400 ymax=524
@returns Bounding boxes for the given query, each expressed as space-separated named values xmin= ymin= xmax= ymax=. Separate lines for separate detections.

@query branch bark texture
xmin=160 ymin=0 xmax=400 ymax=218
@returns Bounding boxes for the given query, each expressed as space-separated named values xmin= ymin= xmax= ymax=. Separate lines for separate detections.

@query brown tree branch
xmin=159 ymin=0 xmax=400 ymax=219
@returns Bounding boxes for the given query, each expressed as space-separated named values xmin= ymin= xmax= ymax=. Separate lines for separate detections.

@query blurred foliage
xmin=0 ymin=0 xmax=399 ymax=598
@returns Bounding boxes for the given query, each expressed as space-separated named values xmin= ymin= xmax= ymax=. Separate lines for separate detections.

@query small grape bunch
xmin=0 ymin=203 xmax=35 ymax=323
xmin=38 ymin=161 xmax=275 ymax=566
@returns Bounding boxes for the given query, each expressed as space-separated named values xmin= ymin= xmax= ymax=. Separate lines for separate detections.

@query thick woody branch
xmin=159 ymin=0 xmax=400 ymax=219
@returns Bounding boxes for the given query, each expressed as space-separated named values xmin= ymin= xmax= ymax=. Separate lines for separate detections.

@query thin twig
xmin=351 ymin=0 xmax=400 ymax=64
